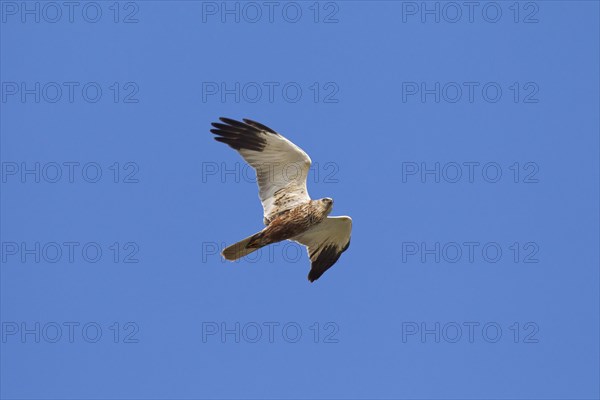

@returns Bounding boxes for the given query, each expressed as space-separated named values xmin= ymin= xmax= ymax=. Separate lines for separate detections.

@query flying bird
xmin=210 ymin=117 xmax=352 ymax=282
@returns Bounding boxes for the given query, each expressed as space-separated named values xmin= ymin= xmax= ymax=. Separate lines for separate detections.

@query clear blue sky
xmin=1 ymin=1 xmax=599 ymax=399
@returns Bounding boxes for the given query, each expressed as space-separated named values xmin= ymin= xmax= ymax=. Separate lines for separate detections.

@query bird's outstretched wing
xmin=211 ymin=118 xmax=312 ymax=224
xmin=293 ymin=216 xmax=352 ymax=282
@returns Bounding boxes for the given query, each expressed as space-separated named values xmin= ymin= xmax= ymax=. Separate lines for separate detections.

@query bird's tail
xmin=221 ymin=231 xmax=269 ymax=261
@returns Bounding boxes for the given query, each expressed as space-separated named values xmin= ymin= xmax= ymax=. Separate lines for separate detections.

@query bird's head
xmin=320 ymin=197 xmax=334 ymax=213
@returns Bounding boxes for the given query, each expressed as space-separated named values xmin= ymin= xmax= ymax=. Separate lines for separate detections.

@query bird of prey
xmin=210 ymin=117 xmax=352 ymax=282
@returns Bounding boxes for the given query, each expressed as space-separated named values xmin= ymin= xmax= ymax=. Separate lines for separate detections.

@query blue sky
xmin=1 ymin=1 xmax=599 ymax=399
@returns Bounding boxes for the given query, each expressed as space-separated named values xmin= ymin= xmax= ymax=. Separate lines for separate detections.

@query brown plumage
xmin=225 ymin=200 xmax=332 ymax=260
xmin=212 ymin=118 xmax=352 ymax=282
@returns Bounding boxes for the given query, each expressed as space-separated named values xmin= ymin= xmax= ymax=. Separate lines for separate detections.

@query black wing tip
xmin=211 ymin=122 xmax=230 ymax=130
xmin=210 ymin=117 xmax=278 ymax=135
xmin=213 ymin=136 xmax=263 ymax=152
xmin=307 ymin=267 xmax=330 ymax=283
xmin=307 ymin=271 xmax=323 ymax=283
xmin=342 ymin=238 xmax=351 ymax=252
xmin=218 ymin=117 xmax=242 ymax=126
xmin=211 ymin=118 xmax=268 ymax=152
xmin=307 ymin=244 xmax=349 ymax=283
xmin=242 ymin=118 xmax=278 ymax=134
